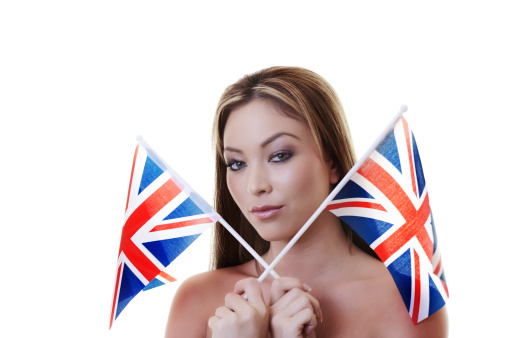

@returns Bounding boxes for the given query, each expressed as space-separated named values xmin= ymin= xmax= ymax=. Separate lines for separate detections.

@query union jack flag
xmin=109 ymin=138 xmax=218 ymax=328
xmin=326 ymin=116 xmax=448 ymax=324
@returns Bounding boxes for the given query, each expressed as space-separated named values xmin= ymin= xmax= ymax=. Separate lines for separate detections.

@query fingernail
xmin=304 ymin=323 xmax=315 ymax=336
xmin=303 ymin=283 xmax=312 ymax=292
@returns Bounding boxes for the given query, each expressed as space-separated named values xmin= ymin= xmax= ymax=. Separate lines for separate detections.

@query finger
xmin=274 ymin=290 xmax=316 ymax=317
xmin=284 ymin=307 xmax=317 ymax=337
xmin=215 ymin=305 xmax=232 ymax=319
xmin=224 ymin=292 xmax=249 ymax=312
xmin=271 ymin=306 xmax=318 ymax=338
xmin=271 ymin=288 xmax=323 ymax=323
xmin=299 ymin=309 xmax=318 ymax=337
xmin=270 ymin=277 xmax=312 ymax=304
xmin=271 ymin=287 xmax=319 ymax=313
xmin=234 ymin=278 xmax=265 ymax=307
xmin=207 ymin=315 xmax=219 ymax=331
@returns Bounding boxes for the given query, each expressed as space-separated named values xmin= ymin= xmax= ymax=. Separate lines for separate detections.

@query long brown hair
xmin=210 ymin=66 xmax=377 ymax=270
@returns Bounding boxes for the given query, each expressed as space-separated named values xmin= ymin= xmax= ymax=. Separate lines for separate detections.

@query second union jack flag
xmin=109 ymin=139 xmax=218 ymax=328
xmin=327 ymin=116 xmax=448 ymax=324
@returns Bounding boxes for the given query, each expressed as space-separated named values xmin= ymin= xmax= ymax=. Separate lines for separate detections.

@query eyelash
xmin=226 ymin=151 xmax=293 ymax=172
xmin=270 ymin=151 xmax=293 ymax=163
xmin=226 ymin=159 xmax=246 ymax=172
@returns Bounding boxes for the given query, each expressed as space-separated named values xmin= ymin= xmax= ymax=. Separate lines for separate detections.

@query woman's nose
xmin=246 ymin=163 xmax=272 ymax=196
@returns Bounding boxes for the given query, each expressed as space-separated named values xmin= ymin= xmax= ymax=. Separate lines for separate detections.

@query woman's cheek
xmin=227 ymin=172 xmax=253 ymax=216
xmin=226 ymin=173 xmax=241 ymax=204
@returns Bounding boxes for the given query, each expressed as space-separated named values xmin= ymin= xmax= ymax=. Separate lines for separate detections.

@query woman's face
xmin=223 ymin=99 xmax=339 ymax=242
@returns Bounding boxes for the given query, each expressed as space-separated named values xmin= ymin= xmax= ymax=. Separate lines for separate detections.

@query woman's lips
xmin=250 ymin=205 xmax=283 ymax=220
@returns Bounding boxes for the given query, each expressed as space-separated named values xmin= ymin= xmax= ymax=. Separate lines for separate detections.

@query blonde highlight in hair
xmin=211 ymin=66 xmax=377 ymax=271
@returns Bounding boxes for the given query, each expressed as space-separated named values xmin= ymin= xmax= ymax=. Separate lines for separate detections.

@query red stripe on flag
xmin=125 ymin=145 xmax=139 ymax=212
xmin=110 ymin=263 xmax=123 ymax=329
xmin=326 ymin=201 xmax=386 ymax=212
xmin=434 ymin=257 xmax=450 ymax=297
xmin=412 ymin=250 xmax=421 ymax=324
xmin=402 ymin=118 xmax=417 ymax=197
xmin=151 ymin=217 xmax=213 ymax=232
xmin=159 ymin=271 xmax=177 ymax=282
xmin=359 ymin=158 xmax=433 ymax=262
xmin=433 ymin=257 xmax=442 ymax=276
xmin=119 ymin=179 xmax=182 ymax=281
xmin=442 ymin=280 xmax=449 ymax=298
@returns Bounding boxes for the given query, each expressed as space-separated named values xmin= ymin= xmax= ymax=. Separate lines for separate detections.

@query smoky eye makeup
xmin=265 ymin=137 xmax=296 ymax=163
xmin=269 ymin=150 xmax=293 ymax=163
xmin=225 ymin=158 xmax=247 ymax=171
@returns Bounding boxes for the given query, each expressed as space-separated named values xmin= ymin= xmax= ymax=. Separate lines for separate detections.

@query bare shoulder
xmin=164 ymin=266 xmax=251 ymax=338
xmin=367 ymin=268 xmax=449 ymax=337
xmin=318 ymin=253 xmax=448 ymax=337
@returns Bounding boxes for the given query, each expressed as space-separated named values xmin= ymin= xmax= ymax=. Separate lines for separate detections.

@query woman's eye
xmin=226 ymin=160 xmax=247 ymax=171
xmin=271 ymin=152 xmax=292 ymax=162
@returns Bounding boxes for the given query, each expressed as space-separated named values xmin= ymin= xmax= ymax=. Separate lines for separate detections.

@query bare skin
xmin=165 ymin=99 xmax=448 ymax=337
xmin=165 ymin=243 xmax=447 ymax=337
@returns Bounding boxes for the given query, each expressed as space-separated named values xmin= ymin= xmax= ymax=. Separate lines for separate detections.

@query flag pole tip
xmin=400 ymin=105 xmax=408 ymax=113
xmin=136 ymin=135 xmax=144 ymax=143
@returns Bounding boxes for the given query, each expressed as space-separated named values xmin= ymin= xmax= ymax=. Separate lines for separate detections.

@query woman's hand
xmin=269 ymin=277 xmax=322 ymax=338
xmin=208 ymin=278 xmax=269 ymax=338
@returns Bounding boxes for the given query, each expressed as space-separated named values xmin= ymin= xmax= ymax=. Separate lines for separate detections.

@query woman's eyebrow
xmin=224 ymin=146 xmax=242 ymax=154
xmin=224 ymin=132 xmax=299 ymax=154
xmin=261 ymin=132 xmax=299 ymax=148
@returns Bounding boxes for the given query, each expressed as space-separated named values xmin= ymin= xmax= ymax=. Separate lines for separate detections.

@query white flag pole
xmin=136 ymin=136 xmax=280 ymax=279
xmin=257 ymin=106 xmax=408 ymax=282
xmin=217 ymin=217 xmax=280 ymax=279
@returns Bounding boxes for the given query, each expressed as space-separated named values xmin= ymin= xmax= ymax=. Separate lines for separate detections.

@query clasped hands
xmin=208 ymin=277 xmax=322 ymax=338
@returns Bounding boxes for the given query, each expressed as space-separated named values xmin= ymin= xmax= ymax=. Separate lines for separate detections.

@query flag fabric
xmin=326 ymin=116 xmax=448 ymax=324
xmin=143 ymin=270 xmax=177 ymax=292
xmin=109 ymin=139 xmax=219 ymax=328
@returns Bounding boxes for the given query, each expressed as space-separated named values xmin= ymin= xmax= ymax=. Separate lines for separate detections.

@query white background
xmin=1 ymin=1 xmax=506 ymax=337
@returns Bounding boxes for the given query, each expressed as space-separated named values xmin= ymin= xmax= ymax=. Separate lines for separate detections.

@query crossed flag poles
xmin=111 ymin=105 xmax=447 ymax=327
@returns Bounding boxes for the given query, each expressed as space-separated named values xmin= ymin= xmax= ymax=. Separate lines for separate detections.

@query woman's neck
xmin=262 ymin=211 xmax=354 ymax=282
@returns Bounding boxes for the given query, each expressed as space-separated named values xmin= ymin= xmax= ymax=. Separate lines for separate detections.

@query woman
xmin=165 ymin=67 xmax=448 ymax=337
